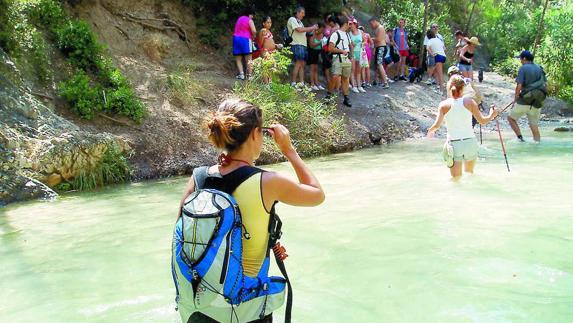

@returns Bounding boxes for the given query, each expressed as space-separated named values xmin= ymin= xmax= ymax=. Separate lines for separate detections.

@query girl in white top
xmin=427 ymin=75 xmax=498 ymax=178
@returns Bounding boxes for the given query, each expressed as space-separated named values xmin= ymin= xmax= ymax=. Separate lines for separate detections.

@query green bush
xmin=58 ymin=71 xmax=103 ymax=119
xmin=72 ymin=144 xmax=130 ymax=191
xmin=55 ymin=20 xmax=102 ymax=71
xmin=28 ymin=0 xmax=67 ymax=32
xmin=493 ymin=56 xmax=520 ymax=79
xmin=236 ymin=50 xmax=345 ymax=157
xmin=559 ymin=85 xmax=573 ymax=106
xmin=105 ymin=86 xmax=146 ymax=122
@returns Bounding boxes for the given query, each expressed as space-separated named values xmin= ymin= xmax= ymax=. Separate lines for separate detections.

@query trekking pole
xmin=479 ymin=124 xmax=482 ymax=144
xmin=495 ymin=118 xmax=510 ymax=172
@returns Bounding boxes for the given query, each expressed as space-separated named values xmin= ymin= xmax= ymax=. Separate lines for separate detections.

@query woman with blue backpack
xmin=174 ymin=98 xmax=325 ymax=322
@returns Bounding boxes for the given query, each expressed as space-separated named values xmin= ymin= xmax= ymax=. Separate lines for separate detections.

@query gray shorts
xmin=450 ymin=137 xmax=478 ymax=161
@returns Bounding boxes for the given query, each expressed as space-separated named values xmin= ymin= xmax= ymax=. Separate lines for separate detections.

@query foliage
xmin=492 ymin=56 xmax=520 ymax=78
xmin=58 ymin=71 xmax=103 ymax=119
xmin=55 ymin=20 xmax=102 ymax=71
xmin=71 ymin=144 xmax=130 ymax=191
xmin=104 ymin=86 xmax=146 ymax=122
xmin=0 ymin=0 xmax=51 ymax=81
xmin=251 ymin=49 xmax=291 ymax=83
xmin=236 ymin=51 xmax=346 ymax=157
xmin=0 ymin=0 xmax=147 ymax=121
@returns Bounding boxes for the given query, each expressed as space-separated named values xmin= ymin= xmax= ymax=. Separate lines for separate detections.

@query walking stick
xmin=495 ymin=118 xmax=510 ymax=172
xmin=479 ymin=124 xmax=482 ymax=144
xmin=491 ymin=101 xmax=515 ymax=172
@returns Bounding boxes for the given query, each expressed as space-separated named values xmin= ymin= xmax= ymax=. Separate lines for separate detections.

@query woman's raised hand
xmin=269 ymin=124 xmax=295 ymax=154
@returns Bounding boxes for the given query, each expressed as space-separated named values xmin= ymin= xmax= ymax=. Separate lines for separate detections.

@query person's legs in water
xmin=235 ymin=55 xmax=245 ymax=78
xmin=450 ymin=161 xmax=463 ymax=178
xmin=529 ymin=123 xmax=541 ymax=142
xmin=507 ymin=115 xmax=523 ymax=141
xmin=464 ymin=159 xmax=477 ymax=174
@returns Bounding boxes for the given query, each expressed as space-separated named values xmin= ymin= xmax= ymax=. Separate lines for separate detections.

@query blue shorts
xmin=427 ymin=55 xmax=436 ymax=67
xmin=435 ymin=54 xmax=446 ymax=63
xmin=233 ymin=36 xmax=252 ymax=56
xmin=458 ymin=63 xmax=473 ymax=72
xmin=291 ymin=44 xmax=308 ymax=61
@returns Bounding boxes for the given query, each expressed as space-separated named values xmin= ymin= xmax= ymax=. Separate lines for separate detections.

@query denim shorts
xmin=457 ymin=63 xmax=473 ymax=72
xmin=427 ymin=55 xmax=436 ymax=67
xmin=291 ymin=44 xmax=308 ymax=61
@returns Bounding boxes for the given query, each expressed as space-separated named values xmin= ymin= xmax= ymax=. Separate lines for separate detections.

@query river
xmin=1 ymin=125 xmax=572 ymax=322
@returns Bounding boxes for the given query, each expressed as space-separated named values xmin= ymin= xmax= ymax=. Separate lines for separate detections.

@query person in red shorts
xmin=393 ymin=18 xmax=410 ymax=81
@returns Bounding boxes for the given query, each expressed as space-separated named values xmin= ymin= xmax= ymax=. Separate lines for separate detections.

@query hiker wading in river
xmin=427 ymin=75 xmax=498 ymax=179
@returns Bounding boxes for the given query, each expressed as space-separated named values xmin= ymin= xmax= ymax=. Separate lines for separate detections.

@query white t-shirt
xmin=427 ymin=38 xmax=446 ymax=56
xmin=287 ymin=17 xmax=306 ymax=46
xmin=329 ymin=30 xmax=351 ymax=52
xmin=424 ymin=33 xmax=444 ymax=46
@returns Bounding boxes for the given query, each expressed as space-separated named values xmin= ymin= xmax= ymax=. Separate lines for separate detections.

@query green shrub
xmin=105 ymin=86 xmax=146 ymax=122
xmin=493 ymin=56 xmax=520 ymax=78
xmin=251 ymin=49 xmax=291 ymax=83
xmin=28 ymin=0 xmax=67 ymax=32
xmin=72 ymin=144 xmax=130 ymax=191
xmin=559 ymin=85 xmax=573 ymax=106
xmin=55 ymin=20 xmax=102 ymax=71
xmin=58 ymin=71 xmax=103 ymax=119
xmin=236 ymin=50 xmax=345 ymax=157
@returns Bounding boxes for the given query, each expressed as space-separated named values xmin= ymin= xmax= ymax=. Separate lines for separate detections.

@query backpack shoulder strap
xmin=222 ymin=166 xmax=263 ymax=195
xmin=192 ymin=166 xmax=210 ymax=190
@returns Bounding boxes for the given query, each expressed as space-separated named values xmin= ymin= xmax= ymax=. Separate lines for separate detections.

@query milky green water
xmin=1 ymin=126 xmax=572 ymax=323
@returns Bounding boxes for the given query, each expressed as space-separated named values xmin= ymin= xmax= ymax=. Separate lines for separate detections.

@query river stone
xmin=554 ymin=126 xmax=573 ymax=132
xmin=47 ymin=173 xmax=62 ymax=187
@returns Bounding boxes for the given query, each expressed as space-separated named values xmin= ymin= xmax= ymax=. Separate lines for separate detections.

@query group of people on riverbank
xmin=231 ymin=6 xmax=484 ymax=108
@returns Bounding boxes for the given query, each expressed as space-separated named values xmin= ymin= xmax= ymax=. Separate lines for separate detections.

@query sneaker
xmin=351 ymin=86 xmax=360 ymax=93
xmin=246 ymin=74 xmax=252 ymax=80
xmin=381 ymin=83 xmax=390 ymax=89
xmin=425 ymin=78 xmax=434 ymax=85
xmin=358 ymin=86 xmax=366 ymax=93
xmin=343 ymin=96 xmax=352 ymax=107
xmin=399 ymin=76 xmax=408 ymax=81
xmin=311 ymin=85 xmax=320 ymax=91
xmin=372 ymin=80 xmax=378 ymax=86
xmin=387 ymin=78 xmax=394 ymax=83
xmin=236 ymin=73 xmax=245 ymax=80
xmin=393 ymin=76 xmax=399 ymax=81
xmin=317 ymin=84 xmax=325 ymax=90
xmin=361 ymin=82 xmax=367 ymax=88
xmin=290 ymin=82 xmax=297 ymax=88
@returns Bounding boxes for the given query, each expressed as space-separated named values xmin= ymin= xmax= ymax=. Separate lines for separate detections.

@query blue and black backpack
xmin=172 ymin=166 xmax=292 ymax=323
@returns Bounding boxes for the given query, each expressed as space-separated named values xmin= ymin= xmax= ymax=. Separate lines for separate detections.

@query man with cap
xmin=508 ymin=50 xmax=547 ymax=142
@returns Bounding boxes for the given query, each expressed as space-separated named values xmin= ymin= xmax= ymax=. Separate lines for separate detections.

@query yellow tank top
xmin=231 ymin=172 xmax=270 ymax=277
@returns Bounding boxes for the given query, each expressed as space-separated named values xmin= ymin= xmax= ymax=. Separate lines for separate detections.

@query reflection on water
xmin=1 ymin=127 xmax=572 ymax=322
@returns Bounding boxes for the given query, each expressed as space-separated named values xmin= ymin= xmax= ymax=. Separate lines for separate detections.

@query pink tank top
xmin=234 ymin=16 xmax=252 ymax=38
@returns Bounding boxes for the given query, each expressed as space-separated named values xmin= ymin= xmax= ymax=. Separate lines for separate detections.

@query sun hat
xmin=465 ymin=37 xmax=481 ymax=46
xmin=447 ymin=65 xmax=460 ymax=76
xmin=349 ymin=17 xmax=358 ymax=25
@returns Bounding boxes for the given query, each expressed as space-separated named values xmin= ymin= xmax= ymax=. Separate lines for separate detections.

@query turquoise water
xmin=1 ymin=126 xmax=572 ymax=322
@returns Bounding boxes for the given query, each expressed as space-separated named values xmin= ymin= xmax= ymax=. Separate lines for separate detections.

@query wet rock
xmin=554 ymin=126 xmax=573 ymax=132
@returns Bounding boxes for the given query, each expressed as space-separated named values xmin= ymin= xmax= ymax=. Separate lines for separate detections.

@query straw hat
xmin=465 ymin=37 xmax=481 ymax=46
